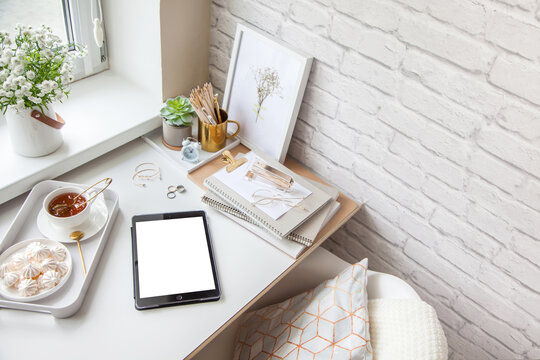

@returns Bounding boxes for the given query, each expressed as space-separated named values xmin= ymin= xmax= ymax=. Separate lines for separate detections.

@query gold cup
xmin=198 ymin=109 xmax=240 ymax=152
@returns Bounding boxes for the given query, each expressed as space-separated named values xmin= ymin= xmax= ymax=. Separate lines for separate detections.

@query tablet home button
xmin=176 ymin=295 xmax=183 ymax=300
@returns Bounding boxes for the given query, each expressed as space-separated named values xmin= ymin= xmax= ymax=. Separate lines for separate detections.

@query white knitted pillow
xmin=233 ymin=259 xmax=372 ymax=360
xmin=368 ymin=299 xmax=448 ymax=360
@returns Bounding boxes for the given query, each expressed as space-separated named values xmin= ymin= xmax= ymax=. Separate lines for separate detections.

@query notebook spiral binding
xmin=204 ymin=180 xmax=283 ymax=237
xmin=201 ymin=194 xmax=313 ymax=247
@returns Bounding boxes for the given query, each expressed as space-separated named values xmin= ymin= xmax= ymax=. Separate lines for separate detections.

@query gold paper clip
xmin=221 ymin=150 xmax=247 ymax=173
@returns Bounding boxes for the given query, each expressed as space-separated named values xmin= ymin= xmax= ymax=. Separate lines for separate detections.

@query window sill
xmin=0 ymin=70 xmax=162 ymax=204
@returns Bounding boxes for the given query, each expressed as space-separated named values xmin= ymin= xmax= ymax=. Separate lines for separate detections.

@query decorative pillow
xmin=368 ymin=299 xmax=448 ymax=360
xmin=233 ymin=259 xmax=372 ymax=360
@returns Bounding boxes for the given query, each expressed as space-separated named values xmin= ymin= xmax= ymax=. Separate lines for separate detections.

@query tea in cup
xmin=43 ymin=186 xmax=92 ymax=228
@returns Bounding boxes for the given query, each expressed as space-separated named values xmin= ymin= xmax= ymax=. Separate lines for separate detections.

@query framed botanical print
xmin=222 ymin=24 xmax=313 ymax=163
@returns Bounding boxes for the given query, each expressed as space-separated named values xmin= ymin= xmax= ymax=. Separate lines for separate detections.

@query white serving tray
xmin=0 ymin=180 xmax=119 ymax=318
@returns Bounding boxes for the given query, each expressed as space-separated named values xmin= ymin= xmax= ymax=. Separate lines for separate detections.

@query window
xmin=67 ymin=0 xmax=109 ymax=80
xmin=0 ymin=0 xmax=108 ymax=81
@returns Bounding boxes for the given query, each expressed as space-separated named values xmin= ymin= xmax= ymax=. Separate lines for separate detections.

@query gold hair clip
xmin=221 ymin=150 xmax=247 ymax=173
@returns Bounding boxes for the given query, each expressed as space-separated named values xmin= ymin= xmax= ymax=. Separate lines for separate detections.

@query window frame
xmin=66 ymin=0 xmax=109 ymax=81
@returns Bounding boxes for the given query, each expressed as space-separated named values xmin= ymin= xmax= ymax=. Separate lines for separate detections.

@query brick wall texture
xmin=208 ymin=0 xmax=540 ymax=358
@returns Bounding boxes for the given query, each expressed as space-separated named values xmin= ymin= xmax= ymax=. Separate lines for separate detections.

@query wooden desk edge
xmin=186 ymin=145 xmax=361 ymax=359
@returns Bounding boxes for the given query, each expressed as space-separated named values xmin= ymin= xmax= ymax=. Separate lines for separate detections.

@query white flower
xmin=10 ymin=57 xmax=22 ymax=67
xmin=11 ymin=65 xmax=24 ymax=76
xmin=2 ymin=51 xmax=12 ymax=60
xmin=0 ymin=24 xmax=86 ymax=112
xmin=14 ymin=76 xmax=26 ymax=86
xmin=2 ymin=79 xmax=11 ymax=90
xmin=55 ymin=92 xmax=66 ymax=102
xmin=40 ymin=49 xmax=53 ymax=59
xmin=28 ymin=95 xmax=42 ymax=103
xmin=15 ymin=99 xmax=25 ymax=111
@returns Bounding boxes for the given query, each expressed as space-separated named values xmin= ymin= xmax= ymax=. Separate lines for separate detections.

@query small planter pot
xmin=5 ymin=105 xmax=64 ymax=157
xmin=162 ymin=118 xmax=192 ymax=147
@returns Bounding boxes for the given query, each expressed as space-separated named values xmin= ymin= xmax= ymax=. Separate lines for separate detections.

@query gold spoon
xmin=70 ymin=231 xmax=87 ymax=276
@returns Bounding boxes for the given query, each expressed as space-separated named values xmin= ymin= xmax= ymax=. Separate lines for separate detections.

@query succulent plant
xmin=160 ymin=96 xmax=196 ymax=126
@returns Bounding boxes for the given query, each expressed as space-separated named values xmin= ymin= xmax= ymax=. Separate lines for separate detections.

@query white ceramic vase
xmin=5 ymin=105 xmax=63 ymax=157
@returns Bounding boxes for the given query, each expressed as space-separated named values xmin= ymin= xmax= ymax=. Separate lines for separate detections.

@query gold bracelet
xmin=132 ymin=163 xmax=161 ymax=187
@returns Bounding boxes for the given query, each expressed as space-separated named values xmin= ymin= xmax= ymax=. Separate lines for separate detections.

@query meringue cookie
xmin=39 ymin=270 xmax=60 ymax=289
xmin=30 ymin=244 xmax=51 ymax=261
xmin=56 ymin=262 xmax=69 ymax=276
xmin=18 ymin=278 xmax=39 ymax=296
xmin=3 ymin=272 xmax=19 ymax=288
xmin=21 ymin=263 xmax=41 ymax=279
xmin=10 ymin=253 xmax=29 ymax=270
xmin=40 ymin=258 xmax=57 ymax=272
xmin=40 ymin=258 xmax=57 ymax=273
xmin=25 ymin=241 xmax=42 ymax=257
xmin=0 ymin=263 xmax=9 ymax=278
xmin=50 ymin=246 xmax=67 ymax=262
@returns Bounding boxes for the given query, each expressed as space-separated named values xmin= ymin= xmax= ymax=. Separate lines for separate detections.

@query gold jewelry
xmin=135 ymin=162 xmax=161 ymax=177
xmin=132 ymin=163 xmax=161 ymax=187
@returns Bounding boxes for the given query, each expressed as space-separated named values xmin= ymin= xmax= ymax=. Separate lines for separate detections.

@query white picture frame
xmin=222 ymin=24 xmax=313 ymax=163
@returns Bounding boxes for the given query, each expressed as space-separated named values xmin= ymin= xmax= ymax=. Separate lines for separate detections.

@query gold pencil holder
xmin=198 ymin=109 xmax=240 ymax=152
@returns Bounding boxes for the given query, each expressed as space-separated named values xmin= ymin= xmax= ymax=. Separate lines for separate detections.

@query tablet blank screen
xmin=135 ymin=216 xmax=216 ymax=298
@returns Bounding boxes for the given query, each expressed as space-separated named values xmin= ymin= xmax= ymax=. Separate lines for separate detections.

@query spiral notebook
xmin=203 ymin=151 xmax=332 ymax=239
xmin=202 ymin=191 xmax=340 ymax=258
xmin=202 ymin=179 xmax=339 ymax=246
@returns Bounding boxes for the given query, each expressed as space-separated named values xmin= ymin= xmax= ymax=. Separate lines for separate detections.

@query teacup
xmin=43 ymin=186 xmax=94 ymax=229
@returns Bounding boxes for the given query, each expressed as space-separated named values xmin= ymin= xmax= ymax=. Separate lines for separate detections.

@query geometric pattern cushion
xmin=233 ymin=259 xmax=372 ymax=360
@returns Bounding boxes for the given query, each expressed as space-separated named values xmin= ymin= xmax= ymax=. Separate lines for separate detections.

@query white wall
xmin=102 ymin=0 xmax=162 ymax=101
xmin=209 ymin=0 xmax=540 ymax=359
xmin=102 ymin=0 xmax=210 ymax=102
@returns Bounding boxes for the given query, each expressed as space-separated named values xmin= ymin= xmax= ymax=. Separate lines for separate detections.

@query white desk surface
xmin=0 ymin=138 xmax=294 ymax=360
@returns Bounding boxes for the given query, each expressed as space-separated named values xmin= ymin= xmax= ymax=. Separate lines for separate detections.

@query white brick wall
xmin=209 ymin=0 xmax=540 ymax=358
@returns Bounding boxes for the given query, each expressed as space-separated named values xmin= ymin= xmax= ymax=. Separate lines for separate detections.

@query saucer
xmin=37 ymin=194 xmax=108 ymax=243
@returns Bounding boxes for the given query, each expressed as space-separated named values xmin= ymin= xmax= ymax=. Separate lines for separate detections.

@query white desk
xmin=0 ymin=138 xmax=358 ymax=359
